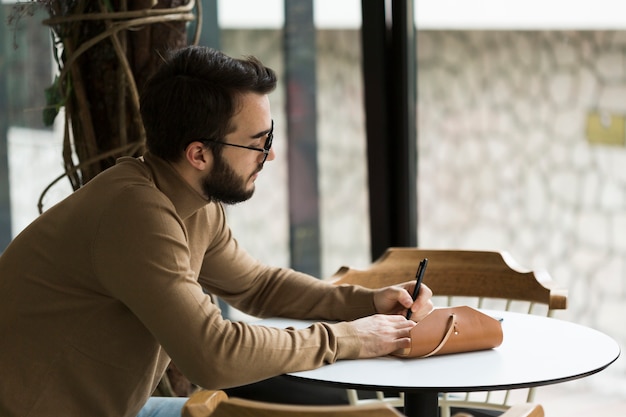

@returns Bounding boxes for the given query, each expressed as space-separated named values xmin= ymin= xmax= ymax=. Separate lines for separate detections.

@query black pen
xmin=406 ymin=258 xmax=428 ymax=320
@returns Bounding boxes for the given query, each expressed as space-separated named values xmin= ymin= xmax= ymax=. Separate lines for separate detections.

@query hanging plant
xmin=11 ymin=0 xmax=202 ymax=212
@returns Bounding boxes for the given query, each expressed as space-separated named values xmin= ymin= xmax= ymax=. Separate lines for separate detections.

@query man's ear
xmin=184 ymin=141 xmax=212 ymax=171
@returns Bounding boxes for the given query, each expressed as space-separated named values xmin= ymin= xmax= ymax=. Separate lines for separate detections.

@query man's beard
xmin=201 ymin=153 xmax=260 ymax=205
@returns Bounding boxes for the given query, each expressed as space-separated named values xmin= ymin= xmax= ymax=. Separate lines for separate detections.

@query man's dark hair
xmin=140 ymin=46 xmax=277 ymax=161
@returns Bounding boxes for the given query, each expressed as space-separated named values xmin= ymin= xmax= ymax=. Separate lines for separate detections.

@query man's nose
xmin=265 ymin=147 xmax=276 ymax=162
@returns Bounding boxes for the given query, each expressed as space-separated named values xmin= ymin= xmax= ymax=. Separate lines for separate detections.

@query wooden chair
xmin=327 ymin=247 xmax=567 ymax=417
xmin=453 ymin=403 xmax=545 ymax=417
xmin=182 ymin=389 xmax=545 ymax=417
xmin=182 ymin=389 xmax=405 ymax=417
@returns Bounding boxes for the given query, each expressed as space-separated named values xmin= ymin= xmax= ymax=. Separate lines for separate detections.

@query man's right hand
xmin=349 ymin=314 xmax=416 ymax=358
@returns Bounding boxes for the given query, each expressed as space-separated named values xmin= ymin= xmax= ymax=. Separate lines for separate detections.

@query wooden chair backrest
xmin=328 ymin=248 xmax=567 ymax=310
xmin=182 ymin=389 xmax=404 ymax=417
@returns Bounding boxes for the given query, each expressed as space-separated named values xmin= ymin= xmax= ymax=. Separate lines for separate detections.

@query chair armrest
xmin=453 ymin=403 xmax=544 ymax=417
xmin=182 ymin=390 xmax=228 ymax=417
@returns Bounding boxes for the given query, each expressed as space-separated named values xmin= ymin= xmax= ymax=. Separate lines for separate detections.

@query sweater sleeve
xmin=196 ymin=204 xmax=377 ymax=321
xmin=91 ymin=186 xmax=365 ymax=389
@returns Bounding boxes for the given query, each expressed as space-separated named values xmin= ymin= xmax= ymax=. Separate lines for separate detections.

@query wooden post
xmin=284 ymin=1 xmax=321 ymax=277
xmin=0 ymin=5 xmax=13 ymax=251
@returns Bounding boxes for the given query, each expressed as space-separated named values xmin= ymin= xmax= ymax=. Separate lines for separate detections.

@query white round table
xmin=258 ymin=310 xmax=620 ymax=417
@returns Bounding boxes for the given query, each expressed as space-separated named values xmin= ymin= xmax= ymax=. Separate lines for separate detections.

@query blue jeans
xmin=136 ymin=397 xmax=188 ymax=417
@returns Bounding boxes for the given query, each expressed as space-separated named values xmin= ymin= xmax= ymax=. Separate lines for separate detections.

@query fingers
xmin=406 ymin=283 xmax=434 ymax=321
xmin=397 ymin=286 xmax=415 ymax=309
xmin=371 ymin=282 xmax=435 ymax=321
xmin=352 ymin=314 xmax=416 ymax=358
xmin=410 ymin=302 xmax=434 ymax=322
xmin=394 ymin=336 xmax=412 ymax=351
xmin=373 ymin=282 xmax=435 ymax=315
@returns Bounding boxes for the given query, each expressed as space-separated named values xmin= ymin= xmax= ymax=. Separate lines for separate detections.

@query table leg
xmin=404 ymin=391 xmax=439 ymax=417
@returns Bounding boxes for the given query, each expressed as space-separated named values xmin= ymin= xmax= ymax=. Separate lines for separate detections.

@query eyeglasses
xmin=202 ymin=120 xmax=274 ymax=164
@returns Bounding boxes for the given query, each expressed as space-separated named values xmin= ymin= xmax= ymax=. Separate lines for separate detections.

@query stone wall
xmin=417 ymin=30 xmax=626 ymax=394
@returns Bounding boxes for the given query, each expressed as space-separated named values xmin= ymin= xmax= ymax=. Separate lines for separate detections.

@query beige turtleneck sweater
xmin=0 ymin=152 xmax=376 ymax=417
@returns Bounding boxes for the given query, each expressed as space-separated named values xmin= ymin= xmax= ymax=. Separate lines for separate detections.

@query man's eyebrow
xmin=250 ymin=126 xmax=272 ymax=139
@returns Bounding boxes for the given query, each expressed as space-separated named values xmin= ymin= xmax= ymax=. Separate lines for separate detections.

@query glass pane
xmin=220 ymin=0 xmax=370 ymax=278
xmin=414 ymin=13 xmax=626 ymax=400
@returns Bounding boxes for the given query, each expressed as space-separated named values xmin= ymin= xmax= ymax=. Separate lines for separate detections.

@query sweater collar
xmin=142 ymin=152 xmax=211 ymax=220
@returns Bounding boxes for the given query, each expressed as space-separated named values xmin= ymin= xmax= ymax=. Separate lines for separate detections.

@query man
xmin=0 ymin=46 xmax=433 ymax=417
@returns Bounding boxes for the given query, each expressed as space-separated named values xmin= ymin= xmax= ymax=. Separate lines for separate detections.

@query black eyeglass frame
xmin=201 ymin=120 xmax=274 ymax=164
